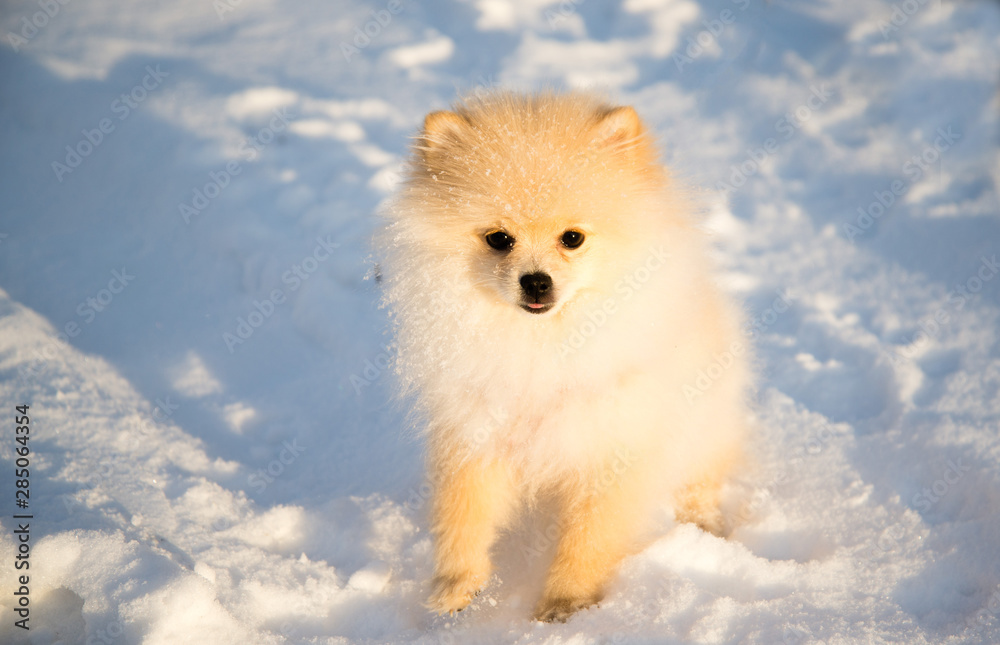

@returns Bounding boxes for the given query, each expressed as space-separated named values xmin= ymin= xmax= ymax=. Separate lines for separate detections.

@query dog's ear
xmin=420 ymin=110 xmax=468 ymax=151
xmin=592 ymin=106 xmax=643 ymax=148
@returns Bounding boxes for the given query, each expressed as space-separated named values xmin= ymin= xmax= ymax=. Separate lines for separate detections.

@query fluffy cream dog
xmin=377 ymin=91 xmax=751 ymax=622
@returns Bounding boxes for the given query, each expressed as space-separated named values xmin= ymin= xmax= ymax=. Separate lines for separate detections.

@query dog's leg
xmin=534 ymin=464 xmax=646 ymax=623
xmin=674 ymin=473 xmax=726 ymax=536
xmin=675 ymin=440 xmax=741 ymax=536
xmin=427 ymin=457 xmax=518 ymax=614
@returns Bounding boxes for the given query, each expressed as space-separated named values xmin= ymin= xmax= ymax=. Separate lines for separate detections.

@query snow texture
xmin=0 ymin=0 xmax=999 ymax=643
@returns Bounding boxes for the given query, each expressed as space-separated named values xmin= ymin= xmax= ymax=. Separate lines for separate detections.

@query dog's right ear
xmin=420 ymin=110 xmax=468 ymax=151
xmin=592 ymin=106 xmax=644 ymax=149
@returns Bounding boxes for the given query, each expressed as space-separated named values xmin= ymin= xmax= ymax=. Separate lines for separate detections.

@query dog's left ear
xmin=421 ymin=110 xmax=468 ymax=150
xmin=592 ymin=106 xmax=643 ymax=147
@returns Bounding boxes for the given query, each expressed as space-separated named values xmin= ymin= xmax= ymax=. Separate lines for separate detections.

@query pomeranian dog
xmin=377 ymin=91 xmax=751 ymax=623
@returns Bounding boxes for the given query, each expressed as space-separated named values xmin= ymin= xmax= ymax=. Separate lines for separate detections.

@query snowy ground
xmin=1 ymin=0 xmax=999 ymax=643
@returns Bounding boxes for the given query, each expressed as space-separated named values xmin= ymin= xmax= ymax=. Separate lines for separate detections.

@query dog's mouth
xmin=517 ymin=272 xmax=557 ymax=315
xmin=520 ymin=302 xmax=554 ymax=314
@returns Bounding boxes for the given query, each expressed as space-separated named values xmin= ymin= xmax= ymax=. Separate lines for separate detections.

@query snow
xmin=0 ymin=0 xmax=999 ymax=643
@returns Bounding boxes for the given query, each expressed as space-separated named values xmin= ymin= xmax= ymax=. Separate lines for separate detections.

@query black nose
xmin=520 ymin=272 xmax=552 ymax=300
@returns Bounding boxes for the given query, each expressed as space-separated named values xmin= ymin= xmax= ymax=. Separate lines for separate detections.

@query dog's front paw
xmin=426 ymin=572 xmax=486 ymax=615
xmin=688 ymin=506 xmax=726 ymax=537
xmin=533 ymin=594 xmax=600 ymax=623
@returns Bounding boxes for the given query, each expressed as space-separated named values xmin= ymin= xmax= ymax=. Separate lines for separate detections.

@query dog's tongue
xmin=527 ymin=303 xmax=545 ymax=309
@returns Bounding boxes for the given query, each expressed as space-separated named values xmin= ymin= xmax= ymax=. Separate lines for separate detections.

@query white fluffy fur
xmin=377 ymin=90 xmax=751 ymax=620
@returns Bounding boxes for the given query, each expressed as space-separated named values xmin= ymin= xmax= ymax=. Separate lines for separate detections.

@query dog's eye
xmin=561 ymin=230 xmax=585 ymax=249
xmin=485 ymin=230 xmax=514 ymax=251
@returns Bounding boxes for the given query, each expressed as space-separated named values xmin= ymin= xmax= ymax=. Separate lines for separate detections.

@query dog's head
xmin=409 ymin=92 xmax=664 ymax=317
xmin=473 ymin=213 xmax=591 ymax=316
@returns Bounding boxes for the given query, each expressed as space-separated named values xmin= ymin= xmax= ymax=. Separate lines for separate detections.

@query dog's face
xmin=472 ymin=215 xmax=594 ymax=315
xmin=410 ymin=94 xmax=659 ymax=317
